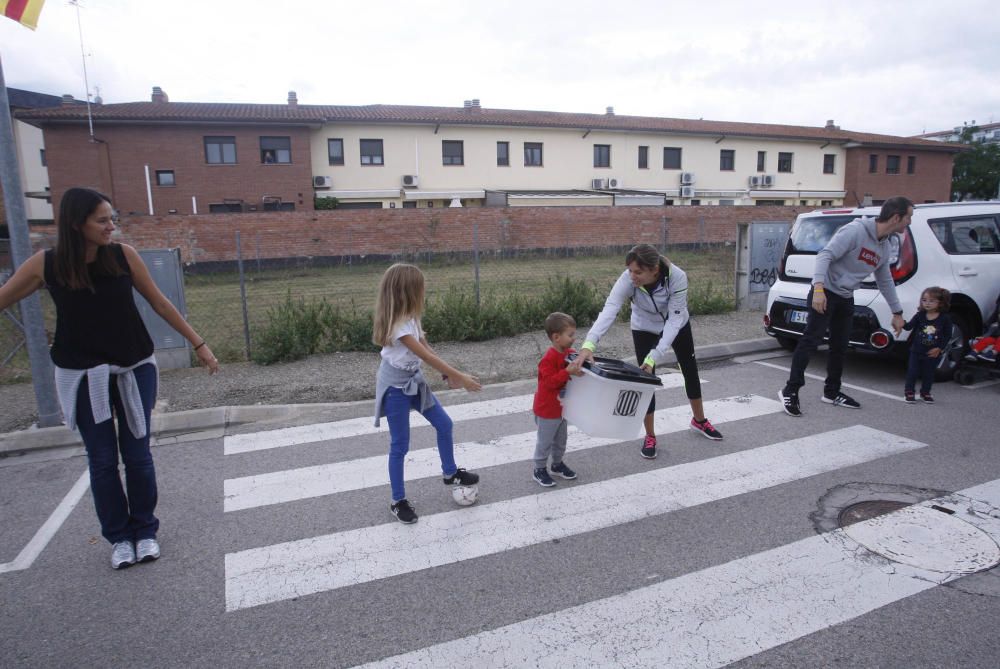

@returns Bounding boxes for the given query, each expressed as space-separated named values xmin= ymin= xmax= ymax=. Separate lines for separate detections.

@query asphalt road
xmin=1 ymin=349 xmax=999 ymax=668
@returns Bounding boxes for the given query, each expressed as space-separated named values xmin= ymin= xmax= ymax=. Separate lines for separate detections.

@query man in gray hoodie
xmin=779 ymin=197 xmax=913 ymax=417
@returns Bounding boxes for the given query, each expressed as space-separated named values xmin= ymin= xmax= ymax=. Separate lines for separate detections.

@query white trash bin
xmin=561 ymin=355 xmax=663 ymax=439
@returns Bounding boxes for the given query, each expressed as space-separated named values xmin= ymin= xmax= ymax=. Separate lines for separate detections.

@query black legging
xmin=632 ymin=322 xmax=702 ymax=415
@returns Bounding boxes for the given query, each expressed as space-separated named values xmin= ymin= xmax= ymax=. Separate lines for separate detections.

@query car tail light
xmin=891 ymin=229 xmax=916 ymax=282
xmin=820 ymin=209 xmax=854 ymax=215
xmin=870 ymin=330 xmax=891 ymax=349
xmin=763 ymin=314 xmax=771 ymax=327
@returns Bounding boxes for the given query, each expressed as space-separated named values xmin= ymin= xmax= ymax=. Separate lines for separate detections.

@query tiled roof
xmin=14 ymin=99 xmax=954 ymax=149
xmin=915 ymin=121 xmax=1000 ymax=139
xmin=6 ymin=87 xmax=79 ymax=109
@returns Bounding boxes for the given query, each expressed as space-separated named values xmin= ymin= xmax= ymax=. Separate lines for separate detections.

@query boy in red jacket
xmin=532 ymin=312 xmax=584 ymax=487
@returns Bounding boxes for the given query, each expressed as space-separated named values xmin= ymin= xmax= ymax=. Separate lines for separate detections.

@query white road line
xmin=224 ymin=425 xmax=925 ymax=611
xmin=223 ymin=374 xmax=693 ymax=455
xmin=356 ymin=478 xmax=1000 ymax=669
xmin=961 ymin=378 xmax=1000 ymax=390
xmin=224 ymin=394 xmax=780 ymax=512
xmin=0 ymin=469 xmax=90 ymax=574
xmin=752 ymin=360 xmax=906 ymax=401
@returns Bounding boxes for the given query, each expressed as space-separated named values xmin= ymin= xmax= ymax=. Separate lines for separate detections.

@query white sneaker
xmin=111 ymin=540 xmax=136 ymax=569
xmin=135 ymin=538 xmax=161 ymax=562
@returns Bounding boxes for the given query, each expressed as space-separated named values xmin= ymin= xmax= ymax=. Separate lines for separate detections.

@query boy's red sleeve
xmin=537 ymin=351 xmax=571 ymax=391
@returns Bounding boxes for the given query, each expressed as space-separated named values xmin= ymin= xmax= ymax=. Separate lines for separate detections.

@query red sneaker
xmin=690 ymin=417 xmax=723 ymax=441
xmin=640 ymin=435 xmax=657 ymax=459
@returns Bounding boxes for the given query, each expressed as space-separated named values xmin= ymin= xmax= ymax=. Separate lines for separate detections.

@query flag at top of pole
xmin=1 ymin=0 xmax=46 ymax=30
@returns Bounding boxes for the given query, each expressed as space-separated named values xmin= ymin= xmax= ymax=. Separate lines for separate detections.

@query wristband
xmin=193 ymin=340 xmax=207 ymax=351
xmin=643 ymin=355 xmax=656 ymax=369
xmin=812 ymin=287 xmax=824 ymax=293
xmin=581 ymin=341 xmax=596 ymax=352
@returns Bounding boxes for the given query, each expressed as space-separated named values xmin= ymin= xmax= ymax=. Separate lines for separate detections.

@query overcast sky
xmin=2 ymin=0 xmax=998 ymax=137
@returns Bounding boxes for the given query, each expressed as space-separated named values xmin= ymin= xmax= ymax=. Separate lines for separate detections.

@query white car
xmin=764 ymin=202 xmax=1000 ymax=379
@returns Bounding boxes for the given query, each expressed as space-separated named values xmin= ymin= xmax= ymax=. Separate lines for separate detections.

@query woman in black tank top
xmin=0 ymin=188 xmax=219 ymax=570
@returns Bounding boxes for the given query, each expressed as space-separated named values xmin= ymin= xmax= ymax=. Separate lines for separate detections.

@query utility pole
xmin=0 ymin=54 xmax=62 ymax=427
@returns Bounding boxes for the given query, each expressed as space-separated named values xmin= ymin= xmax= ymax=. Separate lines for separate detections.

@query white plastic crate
xmin=561 ymin=356 xmax=663 ymax=439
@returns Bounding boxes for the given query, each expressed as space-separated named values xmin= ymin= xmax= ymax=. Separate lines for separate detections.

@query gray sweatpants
xmin=534 ymin=416 xmax=568 ymax=469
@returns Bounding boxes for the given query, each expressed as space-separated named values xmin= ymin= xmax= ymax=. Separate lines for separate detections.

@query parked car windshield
xmin=788 ymin=215 xmax=858 ymax=253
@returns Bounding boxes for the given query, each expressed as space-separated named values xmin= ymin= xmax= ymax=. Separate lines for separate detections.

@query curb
xmin=0 ymin=336 xmax=781 ymax=455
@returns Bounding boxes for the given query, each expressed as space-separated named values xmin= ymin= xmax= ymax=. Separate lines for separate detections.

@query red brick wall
xmin=843 ymin=147 xmax=954 ymax=205
xmin=42 ymin=124 xmax=314 ymax=216
xmin=29 ymin=205 xmax=810 ymax=266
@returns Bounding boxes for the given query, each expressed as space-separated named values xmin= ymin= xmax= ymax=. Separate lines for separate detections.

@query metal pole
xmin=473 ymin=221 xmax=481 ymax=307
xmin=236 ymin=231 xmax=251 ymax=360
xmin=0 ymin=54 xmax=61 ymax=426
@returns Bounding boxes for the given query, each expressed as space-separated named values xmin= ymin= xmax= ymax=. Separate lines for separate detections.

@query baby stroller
xmin=954 ymin=292 xmax=1000 ymax=386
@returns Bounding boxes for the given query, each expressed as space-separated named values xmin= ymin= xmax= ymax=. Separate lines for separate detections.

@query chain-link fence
xmin=1 ymin=222 xmax=738 ymax=382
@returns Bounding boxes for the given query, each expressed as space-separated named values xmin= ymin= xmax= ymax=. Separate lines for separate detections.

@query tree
xmin=952 ymin=125 xmax=1000 ymax=201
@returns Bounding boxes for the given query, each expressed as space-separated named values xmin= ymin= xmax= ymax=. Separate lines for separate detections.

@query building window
xmin=260 ymin=136 xmax=291 ymax=164
xmin=208 ymin=202 xmax=244 ymax=213
xmin=907 ymin=156 xmax=916 ymax=174
xmin=360 ymin=139 xmax=384 ymax=165
xmin=755 ymin=199 xmax=786 ymax=206
xmin=757 ymin=150 xmax=765 ymax=172
xmin=497 ymin=141 xmax=509 ymax=166
xmin=690 ymin=199 xmax=701 ymax=206
xmin=39 ymin=148 xmax=46 ymax=167
xmin=820 ymin=200 xmax=834 ymax=206
xmin=524 ymin=142 xmax=543 ymax=166
xmin=663 ymin=147 xmax=682 ymax=169
xmin=886 ymin=155 xmax=901 ymax=175
xmin=594 ymin=144 xmax=611 ymax=168
xmin=328 ymin=138 xmax=344 ymax=166
xmin=823 ymin=154 xmax=835 ymax=174
xmin=638 ymin=146 xmax=649 ymax=169
xmin=155 ymin=170 xmax=175 ymax=187
xmin=778 ymin=152 xmax=793 ymax=173
xmin=442 ymin=140 xmax=464 ymax=165
xmin=720 ymin=149 xmax=735 ymax=171
xmin=869 ymin=154 xmax=878 ymax=173
xmin=204 ymin=136 xmax=237 ymax=164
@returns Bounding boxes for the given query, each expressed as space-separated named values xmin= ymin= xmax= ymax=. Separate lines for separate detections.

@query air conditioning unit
xmin=680 ymin=172 xmax=695 ymax=185
xmin=761 ymin=175 xmax=775 ymax=187
xmin=313 ymin=175 xmax=333 ymax=189
xmin=748 ymin=175 xmax=762 ymax=187
xmin=591 ymin=178 xmax=608 ymax=190
xmin=607 ymin=177 xmax=622 ymax=189
xmin=680 ymin=186 xmax=695 ymax=198
xmin=402 ymin=174 xmax=419 ymax=188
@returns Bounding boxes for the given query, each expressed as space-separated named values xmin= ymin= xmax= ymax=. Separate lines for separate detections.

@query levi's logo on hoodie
xmin=857 ymin=247 xmax=880 ymax=267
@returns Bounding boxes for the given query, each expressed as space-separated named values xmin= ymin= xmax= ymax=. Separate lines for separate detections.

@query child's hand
xmin=927 ymin=347 xmax=942 ymax=358
xmin=569 ymin=366 xmax=584 ymax=376
xmin=453 ymin=372 xmax=482 ymax=392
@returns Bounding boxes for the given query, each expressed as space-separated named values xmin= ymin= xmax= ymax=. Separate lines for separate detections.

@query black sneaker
xmin=640 ymin=435 xmax=658 ymax=459
xmin=920 ymin=392 xmax=935 ymax=404
xmin=390 ymin=499 xmax=418 ymax=524
xmin=822 ymin=391 xmax=861 ymax=409
xmin=778 ymin=389 xmax=802 ymax=417
xmin=904 ymin=391 xmax=916 ymax=404
xmin=443 ymin=468 xmax=479 ymax=486
xmin=550 ymin=462 xmax=577 ymax=480
xmin=533 ymin=467 xmax=556 ymax=487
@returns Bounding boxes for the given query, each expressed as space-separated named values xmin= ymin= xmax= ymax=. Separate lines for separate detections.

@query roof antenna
xmin=69 ymin=0 xmax=95 ymax=140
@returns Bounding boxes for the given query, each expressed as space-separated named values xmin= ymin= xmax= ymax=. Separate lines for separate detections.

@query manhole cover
xmin=843 ymin=504 xmax=1000 ymax=574
xmin=838 ymin=500 xmax=911 ymax=527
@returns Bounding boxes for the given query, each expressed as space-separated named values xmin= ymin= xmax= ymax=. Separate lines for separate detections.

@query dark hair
xmin=876 ymin=196 xmax=913 ymax=223
xmin=921 ymin=286 xmax=951 ymax=312
xmin=54 ymin=187 xmax=122 ymax=290
xmin=544 ymin=312 xmax=576 ymax=337
xmin=625 ymin=244 xmax=665 ymax=270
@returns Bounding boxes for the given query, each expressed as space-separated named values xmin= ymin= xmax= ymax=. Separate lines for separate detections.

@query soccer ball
xmin=451 ymin=484 xmax=479 ymax=506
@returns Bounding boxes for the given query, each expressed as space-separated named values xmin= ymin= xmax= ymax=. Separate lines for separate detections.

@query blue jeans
xmin=382 ymin=387 xmax=457 ymax=502
xmin=75 ymin=363 xmax=159 ymax=544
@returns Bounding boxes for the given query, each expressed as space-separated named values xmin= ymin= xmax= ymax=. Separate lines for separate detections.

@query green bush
xmin=313 ymin=196 xmax=340 ymax=210
xmin=249 ymin=276 xmax=733 ymax=364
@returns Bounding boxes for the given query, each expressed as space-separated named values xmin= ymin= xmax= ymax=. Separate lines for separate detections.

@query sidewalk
xmin=0 ymin=331 xmax=779 ymax=455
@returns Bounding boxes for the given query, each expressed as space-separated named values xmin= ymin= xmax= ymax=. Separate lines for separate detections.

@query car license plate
xmin=789 ymin=310 xmax=809 ymax=325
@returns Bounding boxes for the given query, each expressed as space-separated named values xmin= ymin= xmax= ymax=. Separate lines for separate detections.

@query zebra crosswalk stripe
xmin=223 ymin=374 xmax=693 ymax=455
xmin=223 ymin=394 xmax=780 ymax=512
xmin=224 ymin=424 xmax=925 ymax=611
xmin=354 ymin=478 xmax=1000 ymax=669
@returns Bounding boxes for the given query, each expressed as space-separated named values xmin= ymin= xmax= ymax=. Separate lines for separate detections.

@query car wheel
xmin=776 ymin=336 xmax=797 ymax=351
xmin=934 ymin=314 xmax=968 ymax=382
xmin=954 ymin=369 xmax=976 ymax=386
